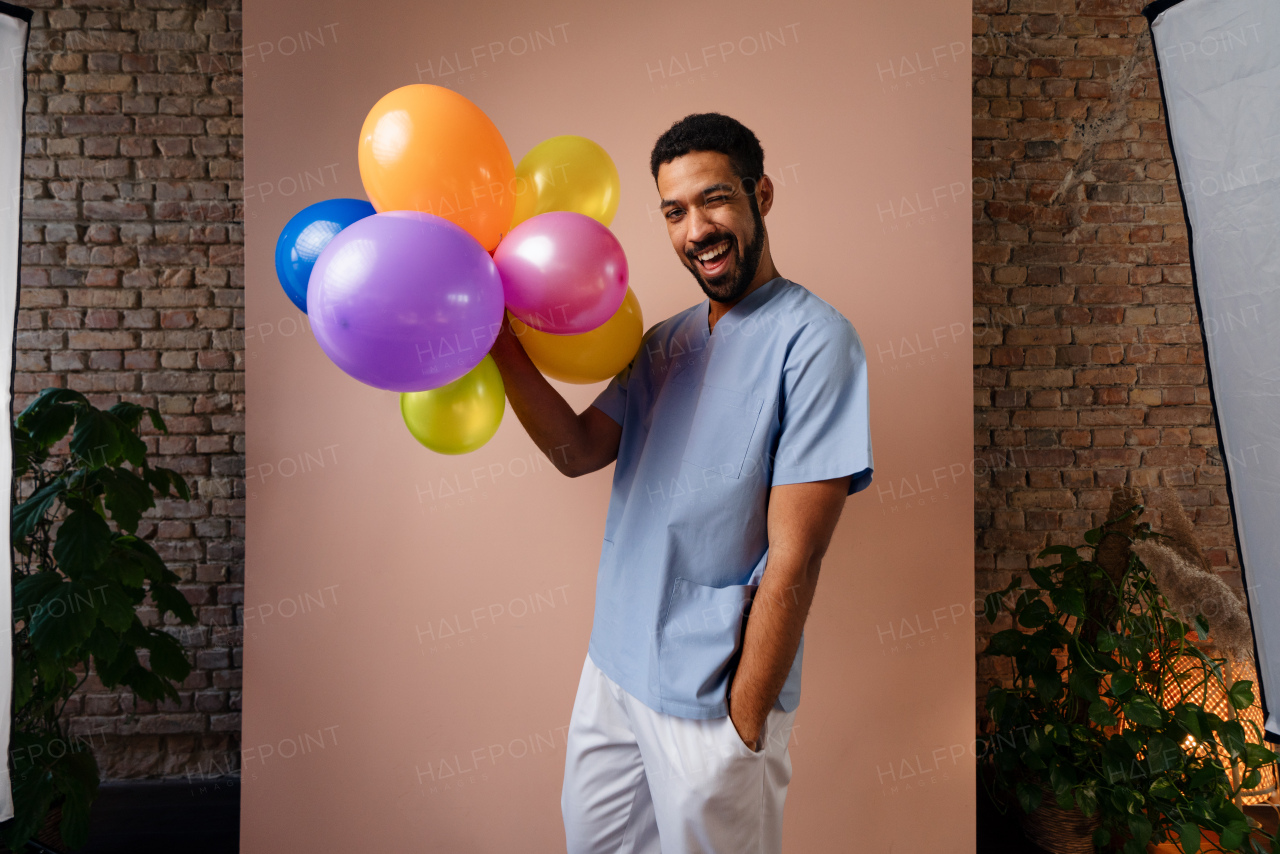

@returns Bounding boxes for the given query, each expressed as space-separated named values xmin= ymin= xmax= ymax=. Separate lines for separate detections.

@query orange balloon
xmin=358 ymin=84 xmax=515 ymax=252
xmin=510 ymin=288 xmax=643 ymax=384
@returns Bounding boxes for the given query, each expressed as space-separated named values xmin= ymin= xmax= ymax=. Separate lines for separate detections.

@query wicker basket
xmin=1020 ymin=787 xmax=1100 ymax=854
xmin=34 ymin=801 xmax=70 ymax=853
xmin=0 ymin=801 xmax=69 ymax=854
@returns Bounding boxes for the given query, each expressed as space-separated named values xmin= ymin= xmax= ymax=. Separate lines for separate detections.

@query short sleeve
xmin=590 ymin=363 xmax=630 ymax=426
xmin=591 ymin=323 xmax=658 ymax=426
xmin=771 ymin=319 xmax=873 ymax=495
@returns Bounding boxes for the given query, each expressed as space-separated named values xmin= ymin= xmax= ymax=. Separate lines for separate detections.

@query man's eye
xmin=705 ymin=195 xmax=727 ymax=204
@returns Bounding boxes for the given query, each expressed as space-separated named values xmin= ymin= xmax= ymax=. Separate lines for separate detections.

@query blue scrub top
xmin=587 ymin=276 xmax=874 ymax=719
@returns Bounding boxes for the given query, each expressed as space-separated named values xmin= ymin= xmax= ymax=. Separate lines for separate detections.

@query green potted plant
xmin=980 ymin=486 xmax=1280 ymax=854
xmin=5 ymin=388 xmax=197 ymax=851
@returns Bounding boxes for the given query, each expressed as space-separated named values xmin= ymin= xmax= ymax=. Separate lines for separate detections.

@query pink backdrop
xmin=243 ymin=0 xmax=975 ymax=849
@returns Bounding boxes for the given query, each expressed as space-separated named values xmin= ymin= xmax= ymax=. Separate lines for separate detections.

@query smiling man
xmin=488 ymin=112 xmax=874 ymax=854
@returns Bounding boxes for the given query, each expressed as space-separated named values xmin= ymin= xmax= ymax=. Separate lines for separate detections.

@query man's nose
xmin=685 ymin=208 xmax=717 ymax=243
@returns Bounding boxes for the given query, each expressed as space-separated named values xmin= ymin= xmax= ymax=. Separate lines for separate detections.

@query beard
xmin=682 ymin=195 xmax=766 ymax=304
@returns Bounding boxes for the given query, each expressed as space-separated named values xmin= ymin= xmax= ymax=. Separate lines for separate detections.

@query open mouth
xmin=692 ymin=238 xmax=733 ymax=277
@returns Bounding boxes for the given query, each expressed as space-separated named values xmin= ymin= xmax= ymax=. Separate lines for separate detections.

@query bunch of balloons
xmin=273 ymin=84 xmax=643 ymax=455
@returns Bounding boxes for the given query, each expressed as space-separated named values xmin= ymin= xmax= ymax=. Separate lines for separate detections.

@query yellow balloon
xmin=400 ymin=355 xmax=505 ymax=454
xmin=511 ymin=288 xmax=643 ymax=384
xmin=511 ymin=135 xmax=621 ymax=229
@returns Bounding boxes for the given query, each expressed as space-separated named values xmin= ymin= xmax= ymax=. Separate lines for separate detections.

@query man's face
xmin=656 ymin=150 xmax=767 ymax=304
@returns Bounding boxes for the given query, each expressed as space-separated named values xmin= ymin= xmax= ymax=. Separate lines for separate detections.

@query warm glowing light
xmin=1162 ymin=656 xmax=1278 ymax=805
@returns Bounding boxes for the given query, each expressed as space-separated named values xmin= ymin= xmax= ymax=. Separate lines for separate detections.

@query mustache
xmin=685 ymin=234 xmax=735 ymax=259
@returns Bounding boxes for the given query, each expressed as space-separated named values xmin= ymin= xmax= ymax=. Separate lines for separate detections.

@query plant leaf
xmin=1176 ymin=704 xmax=1203 ymax=740
xmin=1015 ymin=781 xmax=1042 ymax=814
xmin=70 ymin=407 xmax=122 ymax=468
xmin=159 ymin=466 xmax=191 ymax=501
xmin=1219 ymin=821 xmax=1248 ymax=850
xmin=1122 ymin=694 xmax=1163 ymax=728
xmin=94 ymin=646 xmax=139 ymax=686
xmin=1148 ymin=776 xmax=1179 ymax=799
xmin=143 ymin=629 xmax=191 ymax=683
xmin=106 ymin=401 xmax=145 ymax=430
xmin=12 ymin=480 xmax=65 ymax=544
xmin=983 ymin=591 xmax=1002 ymax=623
xmin=98 ymin=467 xmax=156 ymax=534
xmin=16 ymin=387 xmax=86 ymax=423
xmin=985 ymin=629 xmax=1025 ymax=657
xmin=1096 ymin=630 xmax=1119 ymax=653
xmin=144 ymin=406 xmax=168 ymax=434
xmin=1111 ymin=672 xmax=1136 ymax=697
xmin=1218 ymin=719 xmax=1248 ymax=759
xmin=22 ymin=401 xmax=77 ymax=449
xmin=1019 ymin=598 xmax=1053 ymax=628
xmin=117 ymin=535 xmax=169 ymax=584
xmin=99 ymin=545 xmax=148 ymax=588
xmin=1188 ymin=764 xmax=1224 ymax=791
xmin=51 ymin=749 xmax=99 ymax=850
xmin=1050 ymin=587 xmax=1085 ymax=618
xmin=1128 ymin=814 xmax=1153 ymax=846
xmin=13 ymin=571 xmax=64 ymax=620
xmin=1088 ymin=700 xmax=1118 ymax=727
xmin=1039 ymin=544 xmax=1081 ymax=567
xmin=144 ymin=465 xmax=191 ymax=501
xmin=1075 ymin=783 xmax=1098 ymax=817
xmin=28 ymin=581 xmax=100 ymax=658
xmin=52 ymin=506 xmax=113 ymax=577
xmin=1228 ymin=680 xmax=1255 ymax=711
xmin=1069 ymin=669 xmax=1097 ymax=699
xmin=1178 ymin=822 xmax=1201 ymax=853
xmin=149 ymin=584 xmax=196 ymax=624
xmin=95 ymin=583 xmax=138 ymax=633
xmin=1243 ymin=742 xmax=1277 ymax=770
xmin=1147 ymin=735 xmax=1181 ymax=774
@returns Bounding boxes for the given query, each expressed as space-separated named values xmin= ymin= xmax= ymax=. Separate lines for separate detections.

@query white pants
xmin=561 ymin=652 xmax=797 ymax=854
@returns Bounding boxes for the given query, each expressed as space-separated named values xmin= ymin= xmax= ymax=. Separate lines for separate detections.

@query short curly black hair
xmin=649 ymin=113 xmax=765 ymax=196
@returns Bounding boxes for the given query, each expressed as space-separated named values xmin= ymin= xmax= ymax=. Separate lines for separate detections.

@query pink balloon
xmin=494 ymin=211 xmax=628 ymax=334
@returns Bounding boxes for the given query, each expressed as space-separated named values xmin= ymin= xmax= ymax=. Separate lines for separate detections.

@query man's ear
xmin=757 ymin=174 xmax=775 ymax=217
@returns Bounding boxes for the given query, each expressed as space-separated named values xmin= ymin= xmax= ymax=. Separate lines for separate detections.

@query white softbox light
xmin=1145 ymin=0 xmax=1280 ymax=739
xmin=0 ymin=0 xmax=31 ymax=822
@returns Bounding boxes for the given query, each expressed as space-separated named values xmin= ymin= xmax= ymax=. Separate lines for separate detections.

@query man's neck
xmin=707 ymin=260 xmax=781 ymax=332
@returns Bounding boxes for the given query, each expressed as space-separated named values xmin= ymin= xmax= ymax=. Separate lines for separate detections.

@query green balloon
xmin=400 ymin=355 xmax=505 ymax=454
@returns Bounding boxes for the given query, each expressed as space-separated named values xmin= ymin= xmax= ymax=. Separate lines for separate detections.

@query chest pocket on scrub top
xmin=680 ymin=384 xmax=765 ymax=479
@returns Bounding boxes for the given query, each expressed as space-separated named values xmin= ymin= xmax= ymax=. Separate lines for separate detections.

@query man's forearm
xmin=488 ymin=317 xmax=609 ymax=476
xmin=727 ymin=550 xmax=820 ymax=748
xmin=728 ymin=476 xmax=851 ymax=749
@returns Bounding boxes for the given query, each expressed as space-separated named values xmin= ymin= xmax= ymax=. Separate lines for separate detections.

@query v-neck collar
xmin=700 ymin=276 xmax=788 ymax=340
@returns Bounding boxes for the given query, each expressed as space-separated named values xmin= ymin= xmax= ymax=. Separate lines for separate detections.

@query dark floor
xmin=39 ymin=771 xmax=1022 ymax=852
xmin=976 ymin=771 xmax=1051 ymax=854
xmin=13 ymin=770 xmax=1272 ymax=852
xmin=74 ymin=777 xmax=239 ymax=854
xmin=976 ymin=769 xmax=1280 ymax=853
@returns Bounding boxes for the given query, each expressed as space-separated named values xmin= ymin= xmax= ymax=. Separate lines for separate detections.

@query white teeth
xmin=697 ymin=242 xmax=729 ymax=263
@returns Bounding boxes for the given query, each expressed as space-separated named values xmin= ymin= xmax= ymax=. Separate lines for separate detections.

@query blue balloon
xmin=274 ymin=198 xmax=376 ymax=312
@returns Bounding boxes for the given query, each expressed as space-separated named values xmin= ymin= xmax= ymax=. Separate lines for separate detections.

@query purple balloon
xmin=307 ymin=211 xmax=504 ymax=392
xmin=494 ymin=211 xmax=628 ymax=334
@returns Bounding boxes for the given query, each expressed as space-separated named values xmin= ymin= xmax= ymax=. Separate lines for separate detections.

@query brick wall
xmin=18 ymin=0 xmax=242 ymax=778
xmin=971 ymin=0 xmax=1242 ymax=720
xmin=10 ymin=0 xmax=1242 ymax=774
